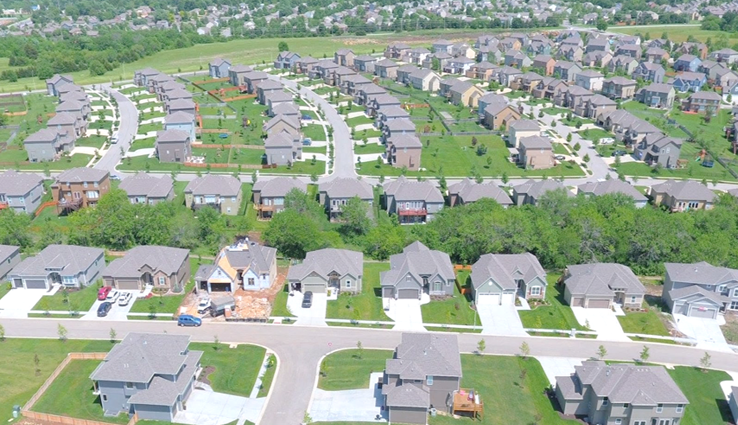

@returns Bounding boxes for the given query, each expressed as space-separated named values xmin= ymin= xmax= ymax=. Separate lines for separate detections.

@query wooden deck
xmin=452 ymin=388 xmax=484 ymax=419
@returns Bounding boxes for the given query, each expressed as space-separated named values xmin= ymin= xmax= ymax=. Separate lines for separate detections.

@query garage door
xmin=25 ymin=279 xmax=47 ymax=289
xmin=398 ymin=288 xmax=419 ymax=299
xmin=689 ymin=306 xmax=717 ymax=319
xmin=501 ymin=293 xmax=516 ymax=305
xmin=13 ymin=279 xmax=23 ymax=288
xmin=303 ymin=283 xmax=326 ymax=294
xmin=116 ymin=279 xmax=139 ymax=290
xmin=571 ymin=297 xmax=584 ymax=307
xmin=588 ymin=299 xmax=611 ymax=309
xmin=478 ymin=293 xmax=501 ymax=306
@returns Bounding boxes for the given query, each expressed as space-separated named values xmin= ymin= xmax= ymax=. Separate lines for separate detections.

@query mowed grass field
xmin=611 ymin=24 xmax=733 ymax=44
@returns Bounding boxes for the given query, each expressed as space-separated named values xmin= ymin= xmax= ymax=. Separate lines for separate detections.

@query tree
xmin=278 ymin=41 xmax=289 ymax=52
xmin=477 ymin=338 xmax=486 ymax=354
xmin=597 ymin=345 xmax=607 ymax=359
xmin=639 ymin=346 xmax=650 ymax=364
xmin=0 ymin=323 xmax=4 ymax=341
xmin=566 ymin=133 xmax=572 ymax=143
xmin=110 ymin=328 xmax=117 ymax=343
xmin=596 ymin=19 xmax=608 ymax=31
xmin=264 ymin=209 xmax=327 ymax=259
xmin=214 ymin=335 xmax=220 ymax=350
xmin=700 ymin=352 xmax=712 ymax=370
xmin=583 ymin=154 xmax=591 ymax=163
xmin=519 ymin=341 xmax=530 ymax=358
xmin=573 ymin=142 xmax=581 ymax=151
xmin=356 ymin=340 xmax=363 ymax=359
xmin=339 ymin=197 xmax=373 ymax=239
xmin=57 ymin=324 xmax=68 ymax=341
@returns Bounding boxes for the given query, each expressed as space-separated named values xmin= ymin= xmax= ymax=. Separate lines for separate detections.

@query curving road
xmin=1 ymin=318 xmax=736 ymax=425
xmin=93 ymin=86 xmax=139 ymax=172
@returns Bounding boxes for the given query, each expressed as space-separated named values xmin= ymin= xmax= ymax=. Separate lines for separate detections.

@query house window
xmin=346 ymin=280 xmax=351 ymax=288
xmin=630 ymin=296 xmax=636 ymax=303
xmin=634 ymin=422 xmax=645 ymax=425
xmin=676 ymin=404 xmax=684 ymax=413
xmin=426 ymin=375 xmax=433 ymax=386
xmin=623 ymin=403 xmax=629 ymax=409
xmin=615 ymin=420 xmax=622 ymax=425
xmin=602 ymin=397 xmax=609 ymax=406
xmin=718 ymin=285 xmax=727 ymax=294
xmin=158 ymin=277 xmax=165 ymax=285
xmin=126 ymin=382 xmax=134 ymax=389
xmin=231 ymin=197 xmax=236 ymax=202
xmin=733 ymin=289 xmax=738 ymax=298
xmin=730 ymin=301 xmax=738 ymax=310
xmin=102 ymin=394 xmax=108 ymax=402
xmin=248 ymin=278 xmax=255 ymax=286
xmin=530 ymin=286 xmax=541 ymax=296
xmin=658 ymin=421 xmax=671 ymax=425
xmin=656 ymin=404 xmax=663 ymax=413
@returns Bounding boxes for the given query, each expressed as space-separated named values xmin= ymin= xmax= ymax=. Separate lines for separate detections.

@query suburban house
xmin=263 ymin=114 xmax=300 ymax=136
xmin=287 ymin=248 xmax=363 ymax=294
xmin=645 ymin=47 xmax=669 ymax=63
xmin=496 ymin=66 xmax=523 ymax=87
xmin=671 ymin=71 xmax=706 ymax=92
xmin=574 ymin=70 xmax=604 ymax=92
xmin=103 ymin=246 xmax=190 ymax=292
xmin=51 ymin=168 xmax=110 ymax=215
xmin=532 ymin=54 xmax=556 ymax=75
xmin=483 ymin=102 xmax=521 ymax=130
xmin=504 ymin=50 xmax=532 ymax=68
xmin=673 ymin=54 xmax=701 ymax=72
xmin=228 ymin=65 xmax=253 ymax=86
xmin=635 ymin=83 xmax=675 ymax=108
xmin=90 ymin=333 xmax=203 ymax=422
xmin=584 ymin=94 xmax=617 ymax=119
xmin=382 ymin=118 xmax=416 ymax=142
xmin=334 ymin=49 xmax=355 ymax=67
xmin=46 ymin=74 xmax=74 ymax=96
xmin=256 ymin=79 xmax=284 ymax=104
xmin=582 ymin=51 xmax=612 ymax=68
xmin=385 ymin=42 xmax=411 ymax=59
xmin=0 ymin=245 xmax=20 ymax=281
xmin=318 ymin=177 xmax=374 ymax=222
xmin=377 ymin=106 xmax=410 ymax=127
xmin=134 ymin=69 xmax=161 ymax=87
xmin=119 ymin=172 xmax=174 ymax=205
xmin=562 ymin=263 xmax=646 ymax=309
xmin=710 ymin=48 xmax=738 ymax=64
xmin=265 ymin=90 xmax=294 ymax=116
xmin=383 ymin=176 xmax=444 ymax=224
xmin=386 ymin=134 xmax=423 ymax=171
xmin=164 ymin=111 xmax=196 ymax=141
xmin=555 ymin=361 xmax=688 ymax=425
xmin=443 ymin=57 xmax=476 ymax=75
xmin=155 ymin=129 xmax=191 ymax=163
xmin=296 ymin=56 xmax=319 ymax=74
xmin=367 ymin=94 xmax=401 ymax=117
xmin=601 ymin=77 xmax=637 ymax=100
xmin=264 ymin=132 xmax=301 ymax=166
xmin=23 ymin=128 xmax=74 ymax=162
xmin=252 ymin=177 xmax=307 ymax=220
xmin=380 ymin=241 xmax=455 ymax=299
xmin=517 ymin=135 xmax=555 ymax=169
xmin=448 ymin=81 xmax=483 ymax=107
xmin=447 ymin=178 xmax=513 ymax=207
xmin=0 ymin=170 xmax=44 ymax=214
xmin=274 ymin=51 xmax=300 ymax=69
xmin=396 ymin=64 xmax=419 ymax=85
xmin=209 ymin=58 xmax=231 ymax=78
xmin=633 ymin=133 xmax=683 ymax=168
xmin=477 ymin=93 xmax=506 ymax=120
xmin=242 ymin=71 xmax=269 ymax=94
xmin=7 ymin=244 xmax=105 ymax=290
xmin=432 ymin=39 xmax=454 ymax=54
xmin=511 ymin=179 xmax=572 ymax=206
xmin=471 ymin=253 xmax=547 ymax=305
xmin=649 ymin=180 xmax=715 ymax=212
xmin=404 ymin=47 xmax=430 ymax=65
xmin=663 ymin=262 xmax=738 ymax=319
xmin=466 ymin=62 xmax=498 ymax=81
xmin=375 ymin=59 xmax=399 ymax=79
xmin=607 ymin=55 xmax=639 ymax=75
xmin=194 ymin=239 xmax=277 ymax=293
xmin=632 ymin=62 xmax=666 ymax=83
xmin=166 ymin=99 xmax=196 ymax=116
xmin=382 ymin=333 xmax=462 ymax=425
xmin=553 ymin=61 xmax=581 ymax=82
xmin=577 ymin=180 xmax=648 ymax=208
xmin=183 ymin=174 xmax=242 ymax=215
xmin=408 ymin=69 xmax=441 ymax=92
xmin=353 ymin=55 xmax=378 ymax=73
xmin=682 ymin=91 xmax=721 ymax=116
xmin=508 ymin=119 xmax=540 ymax=148
xmin=47 ymin=112 xmax=83 ymax=140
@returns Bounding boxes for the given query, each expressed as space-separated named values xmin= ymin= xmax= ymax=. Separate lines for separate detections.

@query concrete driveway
xmin=476 ymin=297 xmax=527 ymax=336
xmin=174 ymin=389 xmax=265 ymax=425
xmin=571 ymin=307 xmax=629 ymax=341
xmin=536 ymin=356 xmax=587 ymax=386
xmin=674 ymin=314 xmax=731 ymax=353
xmin=287 ymin=291 xmax=327 ymax=327
xmin=0 ymin=288 xmax=48 ymax=318
xmin=310 ymin=372 xmax=385 ymax=422
xmin=80 ymin=291 xmax=138 ymax=321
xmin=384 ymin=297 xmax=425 ymax=332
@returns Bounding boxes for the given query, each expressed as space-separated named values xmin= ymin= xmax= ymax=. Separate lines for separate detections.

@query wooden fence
xmin=22 ymin=411 xmax=137 ymax=425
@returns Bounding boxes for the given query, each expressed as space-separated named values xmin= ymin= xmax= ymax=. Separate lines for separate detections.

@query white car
xmin=106 ymin=289 xmax=120 ymax=302
xmin=600 ymin=138 xmax=614 ymax=145
xmin=197 ymin=298 xmax=211 ymax=314
xmin=118 ymin=292 xmax=132 ymax=306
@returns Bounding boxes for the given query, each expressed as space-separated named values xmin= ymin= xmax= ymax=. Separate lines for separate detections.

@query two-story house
xmin=380 ymin=241 xmax=455 ymax=299
xmin=194 ymin=239 xmax=276 ymax=293
xmin=674 ymin=54 xmax=701 ymax=72
xmin=663 ymin=262 xmax=738 ymax=319
xmin=184 ymin=174 xmax=242 ymax=215
xmin=24 ymin=128 xmax=73 ymax=162
xmin=164 ymin=111 xmax=196 ymax=141
xmin=228 ymin=65 xmax=253 ymax=86
xmin=383 ymin=176 xmax=444 ymax=224
xmin=386 ymin=134 xmax=423 ymax=170
xmin=671 ymin=71 xmax=706 ymax=92
xmin=8 ymin=244 xmax=105 ymax=290
xmin=274 ymin=51 xmax=300 ymax=69
xmin=119 ymin=172 xmax=174 ymax=205
xmin=632 ymin=61 xmax=666 ymax=83
xmin=209 ymin=58 xmax=231 ymax=78
xmin=636 ymin=83 xmax=675 ymax=108
xmin=318 ymin=177 xmax=373 ymax=222
xmin=682 ymin=91 xmax=721 ymax=116
xmin=553 ymin=61 xmax=581 ymax=82
xmin=155 ymin=129 xmax=191 ymax=163
xmin=574 ymin=70 xmax=605 ymax=92
xmin=252 ymin=177 xmax=307 ymax=220
xmin=601 ymin=77 xmax=637 ymax=100
xmin=518 ymin=135 xmax=555 ymax=169
xmin=52 ymin=168 xmax=110 ymax=215
xmin=0 ymin=170 xmax=44 ymax=214
xmin=287 ymin=248 xmax=362 ymax=294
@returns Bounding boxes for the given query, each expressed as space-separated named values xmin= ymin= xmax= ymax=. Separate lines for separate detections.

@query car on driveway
xmin=555 ymin=155 xmax=566 ymax=161
xmin=118 ymin=292 xmax=132 ymax=306
xmin=178 ymin=315 xmax=202 ymax=327
xmin=611 ymin=150 xmax=627 ymax=157
xmin=97 ymin=286 xmax=111 ymax=301
xmin=197 ymin=297 xmax=211 ymax=315
xmin=97 ymin=302 xmax=113 ymax=317
xmin=106 ymin=289 xmax=120 ymax=302
xmin=302 ymin=291 xmax=313 ymax=308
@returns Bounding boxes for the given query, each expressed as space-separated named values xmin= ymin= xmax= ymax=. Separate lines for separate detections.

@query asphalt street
xmin=93 ymin=86 xmax=138 ymax=172
xmin=1 ymin=319 xmax=736 ymax=425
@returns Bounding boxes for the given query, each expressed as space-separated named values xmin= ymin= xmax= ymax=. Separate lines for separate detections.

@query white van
xmin=110 ymin=132 xmax=119 ymax=144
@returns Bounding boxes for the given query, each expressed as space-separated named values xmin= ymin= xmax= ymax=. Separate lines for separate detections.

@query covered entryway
xmin=688 ymin=305 xmax=717 ymax=319
xmin=397 ymin=288 xmax=420 ymax=299
xmin=587 ymin=299 xmax=611 ymax=309
xmin=141 ymin=272 xmax=154 ymax=287
xmin=25 ymin=279 xmax=48 ymax=289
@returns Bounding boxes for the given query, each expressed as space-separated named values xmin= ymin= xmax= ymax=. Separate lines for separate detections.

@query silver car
xmin=118 ymin=292 xmax=132 ymax=306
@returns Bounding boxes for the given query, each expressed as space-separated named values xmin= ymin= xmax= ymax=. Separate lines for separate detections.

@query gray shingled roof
xmin=668 ymin=285 xmax=727 ymax=305
xmin=164 ymin=111 xmax=194 ymax=124
xmin=509 ymin=119 xmax=539 ymax=131
xmin=55 ymin=167 xmax=109 ymax=183
xmin=167 ymin=99 xmax=196 ymax=110
xmin=386 ymin=333 xmax=462 ymax=379
xmin=383 ymin=176 xmax=443 ymax=203
xmin=472 ymin=253 xmax=546 ymax=291
xmin=265 ymin=132 xmax=294 ymax=148
xmin=119 ymin=172 xmax=173 ymax=199
xmin=253 ymin=177 xmax=307 ymax=198
xmin=388 ymin=134 xmax=422 ymax=149
xmin=156 ymin=128 xmax=190 ymax=143
xmin=258 ymin=79 xmax=283 ymax=90
xmin=10 ymin=244 xmax=103 ymax=277
xmin=184 ymin=175 xmax=241 ymax=197
xmin=381 ymin=241 xmax=454 ymax=288
xmin=287 ymin=248 xmax=363 ymax=282
xmin=519 ymin=135 xmax=552 ymax=150
xmin=104 ymin=246 xmax=188 ymax=279
xmin=47 ymin=112 xmax=78 ymax=126
xmin=0 ymin=245 xmax=19 ymax=262
xmin=564 ymin=263 xmax=645 ymax=297
xmin=24 ymin=128 xmax=59 ymax=143
xmin=513 ymin=179 xmax=572 ymax=200
xmin=665 ymin=262 xmax=738 ymax=286
xmin=0 ymin=170 xmax=43 ymax=196
xmin=264 ymin=114 xmax=300 ymax=131
xmin=319 ymin=177 xmax=373 ymax=200
xmin=577 ymin=180 xmax=647 ymax=202
xmin=651 ymin=180 xmax=715 ymax=202
xmin=222 ymin=240 xmax=277 ymax=273
xmin=448 ymin=178 xmax=512 ymax=205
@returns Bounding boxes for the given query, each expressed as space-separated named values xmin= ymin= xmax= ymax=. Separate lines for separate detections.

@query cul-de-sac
xmin=2 ymin=2 xmax=738 ymax=425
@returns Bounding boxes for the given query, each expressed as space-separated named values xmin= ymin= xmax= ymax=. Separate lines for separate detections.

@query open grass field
xmin=326 ymin=262 xmax=391 ymax=322
xmin=519 ymin=274 xmax=586 ymax=331
xmin=0 ymin=151 xmax=93 ymax=171
xmin=318 ymin=349 xmax=390 ymax=390
xmin=611 ymin=24 xmax=733 ymax=44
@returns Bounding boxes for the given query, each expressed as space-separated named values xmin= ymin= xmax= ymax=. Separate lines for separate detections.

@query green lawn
xmin=33 ymin=283 xmax=102 ymax=313
xmin=357 ymin=134 xmax=585 ymax=177
xmin=612 ymin=25 xmax=727 ymax=44
xmin=318 ymin=349 xmax=390 ymax=390
xmin=129 ymin=261 xmax=208 ymax=314
xmin=552 ymin=142 xmax=570 ymax=155
xmin=519 ymin=275 xmax=586 ymax=331
xmin=271 ymin=284 xmax=294 ymax=317
xmin=302 ymin=124 xmax=326 ymax=141
xmin=541 ymin=107 xmax=570 ymax=117
xmin=190 ymin=343 xmax=265 ymax=397
xmin=420 ymin=270 xmax=479 ymax=326
xmin=303 ymin=146 xmax=326 ymax=155
xmin=617 ymin=308 xmax=670 ymax=336
xmin=75 ymin=135 xmax=108 ymax=149
xmin=346 ymin=115 xmax=375 ymax=128
xmin=354 ymin=142 xmax=386 ymax=155
xmin=257 ymin=354 xmax=277 ymax=398
xmin=669 ymin=366 xmax=733 ymax=425
xmin=34 ymin=360 xmax=129 ymax=423
xmin=129 ymin=137 xmax=156 ymax=150
xmin=577 ymin=128 xmax=612 ymax=144
xmin=326 ymin=262 xmax=391 ymax=322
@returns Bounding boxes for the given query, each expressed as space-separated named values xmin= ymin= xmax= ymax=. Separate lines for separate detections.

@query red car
xmin=97 ymin=286 xmax=112 ymax=301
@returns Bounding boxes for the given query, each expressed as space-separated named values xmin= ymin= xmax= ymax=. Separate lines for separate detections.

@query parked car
xmin=118 ymin=292 xmax=132 ymax=306
xmin=109 ymin=174 xmax=121 ymax=181
xmin=302 ymin=138 xmax=312 ymax=146
xmin=611 ymin=150 xmax=627 ymax=157
xmin=301 ymin=114 xmax=313 ymax=121
xmin=97 ymin=286 xmax=112 ymax=301
xmin=178 ymin=315 xmax=202 ymax=327
xmin=110 ymin=132 xmax=119 ymax=144
xmin=555 ymin=155 xmax=566 ymax=161
xmin=302 ymin=291 xmax=313 ymax=308
xmin=600 ymin=138 xmax=614 ymax=145
xmin=197 ymin=298 xmax=211 ymax=315
xmin=106 ymin=289 xmax=120 ymax=302
xmin=97 ymin=302 xmax=112 ymax=317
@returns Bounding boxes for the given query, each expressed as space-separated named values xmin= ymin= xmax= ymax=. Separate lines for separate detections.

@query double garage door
xmin=303 ymin=283 xmax=326 ymax=294
xmin=477 ymin=293 xmax=515 ymax=306
xmin=688 ymin=305 xmax=717 ymax=319
xmin=25 ymin=279 xmax=47 ymax=289
xmin=570 ymin=298 xmax=610 ymax=308
xmin=397 ymin=288 xmax=420 ymax=299
xmin=115 ymin=279 xmax=139 ymax=290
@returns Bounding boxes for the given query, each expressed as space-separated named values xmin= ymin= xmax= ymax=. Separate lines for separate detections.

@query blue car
xmin=177 ymin=315 xmax=202 ymax=327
